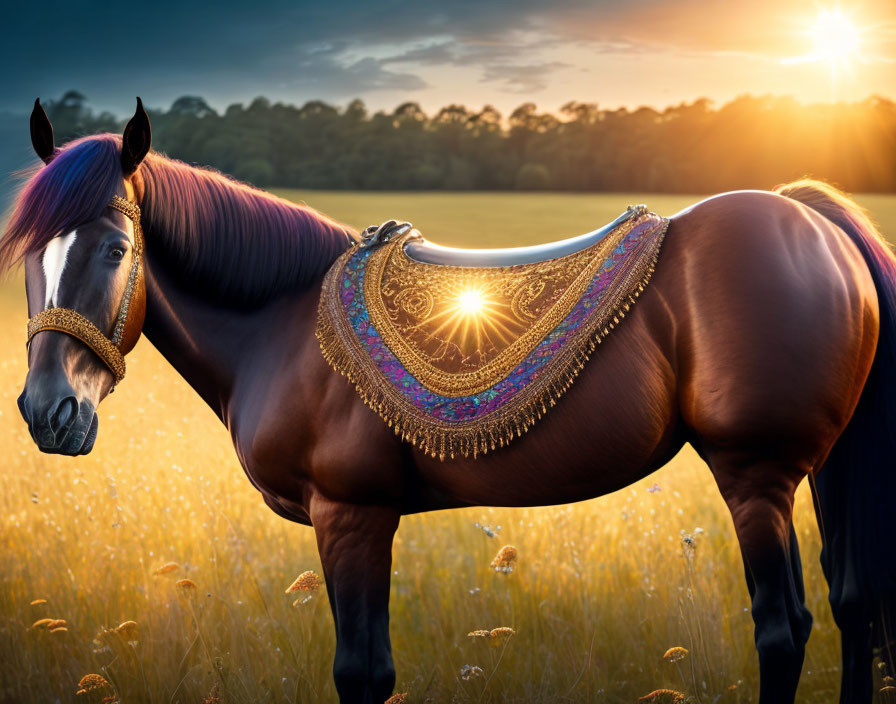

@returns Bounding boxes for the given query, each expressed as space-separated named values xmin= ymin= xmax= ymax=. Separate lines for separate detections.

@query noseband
xmin=26 ymin=195 xmax=146 ymax=387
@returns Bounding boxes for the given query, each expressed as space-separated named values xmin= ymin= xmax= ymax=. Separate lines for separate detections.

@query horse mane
xmin=0 ymin=133 xmax=356 ymax=305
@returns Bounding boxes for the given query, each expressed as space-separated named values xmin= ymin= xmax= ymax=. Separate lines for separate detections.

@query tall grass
xmin=1 ymin=192 xmax=893 ymax=703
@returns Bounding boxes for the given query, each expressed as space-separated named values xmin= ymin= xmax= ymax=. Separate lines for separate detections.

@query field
xmin=1 ymin=191 xmax=895 ymax=704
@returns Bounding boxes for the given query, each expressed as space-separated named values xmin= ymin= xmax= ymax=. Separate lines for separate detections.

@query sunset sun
xmin=808 ymin=9 xmax=862 ymax=65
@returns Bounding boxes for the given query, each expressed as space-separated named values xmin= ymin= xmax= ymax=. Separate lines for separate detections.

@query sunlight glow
xmin=456 ymin=288 xmax=486 ymax=316
xmin=810 ymin=9 xmax=861 ymax=65
xmin=422 ymin=283 xmax=517 ymax=356
xmin=779 ymin=7 xmax=870 ymax=98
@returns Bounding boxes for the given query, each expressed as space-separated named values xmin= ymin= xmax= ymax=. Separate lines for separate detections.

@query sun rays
xmin=782 ymin=8 xmax=868 ymax=70
xmin=809 ymin=9 xmax=862 ymax=65
xmin=777 ymin=7 xmax=879 ymax=100
xmin=456 ymin=288 xmax=487 ymax=317
xmin=417 ymin=281 xmax=524 ymax=357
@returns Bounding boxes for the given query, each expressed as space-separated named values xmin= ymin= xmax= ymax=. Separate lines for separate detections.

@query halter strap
xmin=26 ymin=195 xmax=145 ymax=386
xmin=27 ymin=308 xmax=126 ymax=383
xmin=107 ymin=195 xmax=144 ymax=346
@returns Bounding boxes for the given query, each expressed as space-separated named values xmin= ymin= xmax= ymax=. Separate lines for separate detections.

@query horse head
xmin=15 ymin=98 xmax=151 ymax=454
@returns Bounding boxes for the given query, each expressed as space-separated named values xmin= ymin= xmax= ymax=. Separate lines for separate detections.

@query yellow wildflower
xmin=663 ymin=646 xmax=688 ymax=663
xmin=489 ymin=627 xmax=515 ymax=645
xmin=285 ymin=570 xmax=322 ymax=594
xmin=77 ymin=674 xmax=111 ymax=694
xmin=203 ymin=684 xmax=222 ymax=704
xmin=490 ymin=545 xmax=518 ymax=572
xmin=116 ymin=621 xmax=138 ymax=639
xmin=153 ymin=562 xmax=180 ymax=575
xmin=639 ymin=690 xmax=686 ymax=703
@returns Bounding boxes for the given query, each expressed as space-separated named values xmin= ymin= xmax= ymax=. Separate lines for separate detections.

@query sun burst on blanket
xmin=433 ymin=284 xmax=515 ymax=356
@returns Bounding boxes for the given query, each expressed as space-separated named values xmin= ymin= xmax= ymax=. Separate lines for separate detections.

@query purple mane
xmin=1 ymin=134 xmax=356 ymax=304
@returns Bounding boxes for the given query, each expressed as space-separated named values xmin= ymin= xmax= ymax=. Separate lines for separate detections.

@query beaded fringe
xmin=316 ymin=218 xmax=669 ymax=461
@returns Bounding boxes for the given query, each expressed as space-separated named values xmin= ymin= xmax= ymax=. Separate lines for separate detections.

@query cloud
xmin=378 ymin=34 xmax=575 ymax=93
xmin=379 ymin=33 xmax=564 ymax=66
xmin=480 ymin=62 xmax=571 ymax=94
xmin=288 ymin=47 xmax=429 ymax=94
xmin=379 ymin=41 xmax=459 ymax=66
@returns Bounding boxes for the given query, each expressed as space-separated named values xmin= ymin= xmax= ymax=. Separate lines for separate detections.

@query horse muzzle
xmin=17 ymin=386 xmax=98 ymax=455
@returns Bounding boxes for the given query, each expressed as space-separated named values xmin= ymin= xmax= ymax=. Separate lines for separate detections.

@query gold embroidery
xmin=364 ymin=218 xmax=637 ymax=397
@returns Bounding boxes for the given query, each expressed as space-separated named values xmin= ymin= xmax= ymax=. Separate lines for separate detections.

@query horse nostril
xmin=50 ymin=396 xmax=78 ymax=435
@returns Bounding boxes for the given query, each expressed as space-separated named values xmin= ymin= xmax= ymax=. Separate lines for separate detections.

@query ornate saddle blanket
xmin=316 ymin=207 xmax=669 ymax=460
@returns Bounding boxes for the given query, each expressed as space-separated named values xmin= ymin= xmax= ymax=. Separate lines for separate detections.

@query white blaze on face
xmin=42 ymin=230 xmax=77 ymax=308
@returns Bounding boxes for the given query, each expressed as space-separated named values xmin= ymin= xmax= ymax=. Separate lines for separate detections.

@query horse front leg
xmin=309 ymin=493 xmax=399 ymax=704
xmin=711 ymin=456 xmax=814 ymax=704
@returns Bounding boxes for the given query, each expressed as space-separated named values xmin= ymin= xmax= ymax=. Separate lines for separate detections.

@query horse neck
xmin=133 ymin=178 xmax=351 ymax=420
xmin=139 ymin=246 xmax=322 ymax=423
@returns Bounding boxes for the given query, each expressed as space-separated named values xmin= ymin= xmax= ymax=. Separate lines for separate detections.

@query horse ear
xmin=121 ymin=97 xmax=152 ymax=176
xmin=30 ymin=98 xmax=56 ymax=164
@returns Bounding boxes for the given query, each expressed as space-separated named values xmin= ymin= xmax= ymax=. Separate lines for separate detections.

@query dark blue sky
xmin=3 ymin=0 xmax=894 ymax=117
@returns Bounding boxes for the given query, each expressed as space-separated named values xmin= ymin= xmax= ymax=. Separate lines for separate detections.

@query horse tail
xmin=776 ymin=179 xmax=896 ymax=646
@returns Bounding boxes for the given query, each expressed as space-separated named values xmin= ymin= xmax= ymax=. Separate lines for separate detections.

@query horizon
xmin=4 ymin=89 xmax=894 ymax=122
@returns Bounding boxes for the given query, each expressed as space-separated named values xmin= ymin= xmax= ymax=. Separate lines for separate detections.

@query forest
xmin=35 ymin=90 xmax=896 ymax=193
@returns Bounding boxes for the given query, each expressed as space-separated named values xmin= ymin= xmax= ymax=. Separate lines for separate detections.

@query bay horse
xmin=3 ymin=100 xmax=895 ymax=704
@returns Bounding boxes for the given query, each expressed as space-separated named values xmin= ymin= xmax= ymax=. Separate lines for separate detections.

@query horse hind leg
xmin=709 ymin=454 xmax=814 ymax=704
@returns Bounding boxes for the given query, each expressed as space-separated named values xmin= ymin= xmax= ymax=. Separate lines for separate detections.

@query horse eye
xmin=109 ymin=246 xmax=125 ymax=261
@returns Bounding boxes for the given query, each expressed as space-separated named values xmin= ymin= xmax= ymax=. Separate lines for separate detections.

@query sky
xmin=2 ymin=0 xmax=895 ymax=117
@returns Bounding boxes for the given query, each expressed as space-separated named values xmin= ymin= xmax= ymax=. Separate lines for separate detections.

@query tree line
xmin=38 ymin=90 xmax=896 ymax=193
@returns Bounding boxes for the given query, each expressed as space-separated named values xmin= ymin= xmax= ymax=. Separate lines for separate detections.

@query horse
xmin=3 ymin=99 xmax=895 ymax=704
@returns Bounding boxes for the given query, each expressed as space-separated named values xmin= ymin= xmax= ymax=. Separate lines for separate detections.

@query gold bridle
xmin=26 ymin=195 xmax=146 ymax=386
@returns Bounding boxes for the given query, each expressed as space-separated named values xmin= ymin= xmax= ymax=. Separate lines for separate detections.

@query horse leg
xmin=309 ymin=493 xmax=399 ymax=704
xmin=837 ymin=610 xmax=873 ymax=704
xmin=711 ymin=457 xmax=813 ymax=704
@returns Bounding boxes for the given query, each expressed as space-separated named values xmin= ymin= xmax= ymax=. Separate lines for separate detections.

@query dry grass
xmin=0 ymin=192 xmax=893 ymax=703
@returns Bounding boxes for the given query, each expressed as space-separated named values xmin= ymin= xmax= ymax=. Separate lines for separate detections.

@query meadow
xmin=1 ymin=191 xmax=894 ymax=704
